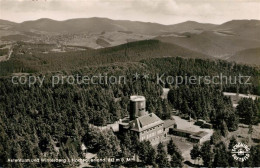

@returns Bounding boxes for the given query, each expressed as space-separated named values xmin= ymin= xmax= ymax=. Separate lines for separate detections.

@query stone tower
xmin=129 ymin=95 xmax=147 ymax=120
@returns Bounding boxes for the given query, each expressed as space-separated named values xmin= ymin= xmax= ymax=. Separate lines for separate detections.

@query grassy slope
xmin=156 ymin=31 xmax=260 ymax=59
xmin=212 ymin=20 xmax=260 ymax=41
xmin=228 ymin=48 xmax=260 ymax=66
xmin=157 ymin=20 xmax=260 ymax=60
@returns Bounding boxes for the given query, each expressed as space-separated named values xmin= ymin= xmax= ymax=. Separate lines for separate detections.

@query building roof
xmin=171 ymin=128 xmax=194 ymax=135
xmin=190 ymin=131 xmax=208 ymax=139
xmin=130 ymin=113 xmax=164 ymax=132
xmin=164 ymin=119 xmax=175 ymax=128
xmin=198 ymin=119 xmax=206 ymax=123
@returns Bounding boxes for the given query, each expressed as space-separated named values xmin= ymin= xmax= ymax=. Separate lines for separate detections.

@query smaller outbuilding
xmin=163 ymin=119 xmax=175 ymax=137
xmin=189 ymin=131 xmax=211 ymax=144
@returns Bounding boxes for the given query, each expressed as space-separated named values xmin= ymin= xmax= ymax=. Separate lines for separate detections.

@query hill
xmin=228 ymin=48 xmax=260 ymax=66
xmin=0 ymin=19 xmax=17 ymax=26
xmin=0 ymin=19 xmax=20 ymax=38
xmin=0 ymin=40 xmax=209 ymax=75
xmin=9 ymin=17 xmax=216 ymax=35
xmin=0 ymin=18 xmax=217 ymax=48
xmin=1 ymin=18 xmax=259 ymax=65
xmin=212 ymin=20 xmax=260 ymax=40
xmin=12 ymin=18 xmax=169 ymax=35
xmin=168 ymin=21 xmax=216 ymax=33
xmin=156 ymin=31 xmax=260 ymax=59
xmin=156 ymin=20 xmax=260 ymax=61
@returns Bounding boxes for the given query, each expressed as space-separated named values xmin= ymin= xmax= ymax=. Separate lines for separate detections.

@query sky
xmin=0 ymin=0 xmax=259 ymax=25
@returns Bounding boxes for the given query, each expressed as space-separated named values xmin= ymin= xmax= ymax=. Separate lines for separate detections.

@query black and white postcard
xmin=0 ymin=0 xmax=259 ymax=167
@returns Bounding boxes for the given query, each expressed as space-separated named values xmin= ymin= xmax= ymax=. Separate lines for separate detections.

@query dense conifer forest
xmin=0 ymin=40 xmax=259 ymax=167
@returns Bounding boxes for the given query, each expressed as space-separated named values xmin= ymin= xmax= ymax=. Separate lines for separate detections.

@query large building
xmin=119 ymin=95 xmax=174 ymax=145
xmin=130 ymin=113 xmax=164 ymax=144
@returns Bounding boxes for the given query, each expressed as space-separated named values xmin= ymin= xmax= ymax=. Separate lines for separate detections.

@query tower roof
xmin=130 ymin=95 xmax=145 ymax=102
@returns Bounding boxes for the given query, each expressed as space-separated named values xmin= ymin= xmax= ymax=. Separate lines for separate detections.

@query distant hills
xmin=213 ymin=20 xmax=260 ymax=40
xmin=1 ymin=18 xmax=216 ymax=35
xmin=156 ymin=19 xmax=260 ymax=65
xmin=0 ymin=40 xmax=209 ymax=75
xmin=228 ymin=48 xmax=260 ymax=65
xmin=0 ymin=19 xmax=17 ymax=26
xmin=168 ymin=21 xmax=216 ymax=33
xmin=0 ymin=18 xmax=259 ymax=65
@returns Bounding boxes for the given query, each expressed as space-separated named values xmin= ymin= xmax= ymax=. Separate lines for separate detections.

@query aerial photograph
xmin=0 ymin=0 xmax=259 ymax=167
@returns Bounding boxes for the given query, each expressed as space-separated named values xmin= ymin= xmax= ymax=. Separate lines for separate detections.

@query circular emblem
xmin=231 ymin=143 xmax=250 ymax=162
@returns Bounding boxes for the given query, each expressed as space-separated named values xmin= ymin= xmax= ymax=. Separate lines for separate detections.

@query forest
xmin=0 ymin=48 xmax=8 ymax=56
xmin=190 ymin=138 xmax=260 ymax=167
xmin=0 ymin=40 xmax=208 ymax=76
xmin=0 ymin=42 xmax=259 ymax=167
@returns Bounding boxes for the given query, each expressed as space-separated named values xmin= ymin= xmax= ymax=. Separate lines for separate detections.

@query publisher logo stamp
xmin=231 ymin=143 xmax=250 ymax=162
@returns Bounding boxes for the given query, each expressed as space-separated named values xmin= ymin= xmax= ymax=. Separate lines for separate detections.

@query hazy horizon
xmin=2 ymin=16 xmax=259 ymax=26
xmin=0 ymin=0 xmax=259 ymax=25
